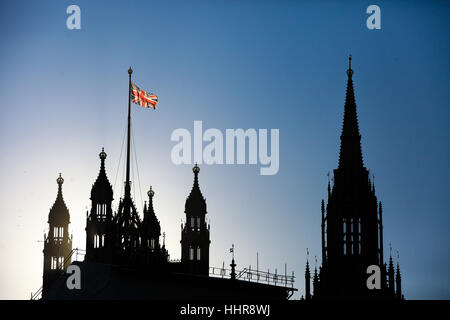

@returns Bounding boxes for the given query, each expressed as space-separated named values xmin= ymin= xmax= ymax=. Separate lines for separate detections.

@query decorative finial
xmin=389 ymin=243 xmax=393 ymax=256
xmin=56 ymin=173 xmax=64 ymax=185
xmin=346 ymin=54 xmax=354 ymax=77
xmin=163 ymin=232 xmax=166 ymax=246
xmin=128 ymin=67 xmax=133 ymax=75
xmin=148 ymin=186 xmax=155 ymax=198
xmin=193 ymin=163 xmax=200 ymax=174
xmin=99 ymin=147 xmax=107 ymax=160
xmin=230 ymin=244 xmax=235 ymax=260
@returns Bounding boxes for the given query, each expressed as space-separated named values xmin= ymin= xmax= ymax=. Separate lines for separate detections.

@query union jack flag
xmin=131 ymin=81 xmax=158 ymax=109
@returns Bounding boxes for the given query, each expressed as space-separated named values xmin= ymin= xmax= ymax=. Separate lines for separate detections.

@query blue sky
xmin=0 ymin=0 xmax=449 ymax=299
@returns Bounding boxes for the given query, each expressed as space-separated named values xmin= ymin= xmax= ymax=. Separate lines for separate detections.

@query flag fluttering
xmin=130 ymin=81 xmax=158 ymax=109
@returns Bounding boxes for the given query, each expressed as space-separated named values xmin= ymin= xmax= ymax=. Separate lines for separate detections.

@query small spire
xmin=338 ymin=55 xmax=363 ymax=170
xmin=128 ymin=67 xmax=133 ymax=75
xmin=395 ymin=252 xmax=402 ymax=298
xmin=230 ymin=244 xmax=236 ymax=280
xmin=162 ymin=232 xmax=166 ymax=247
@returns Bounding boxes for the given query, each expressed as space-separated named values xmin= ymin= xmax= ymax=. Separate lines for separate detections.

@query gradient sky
xmin=0 ymin=0 xmax=449 ymax=299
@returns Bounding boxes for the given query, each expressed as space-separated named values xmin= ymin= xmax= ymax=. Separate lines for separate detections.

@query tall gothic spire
xmin=305 ymin=250 xmax=311 ymax=300
xmin=395 ymin=251 xmax=402 ymax=299
xmin=338 ymin=55 xmax=364 ymax=170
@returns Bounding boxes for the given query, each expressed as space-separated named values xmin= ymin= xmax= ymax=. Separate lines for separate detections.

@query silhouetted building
xmin=37 ymin=67 xmax=296 ymax=299
xmin=305 ymin=56 xmax=403 ymax=300
xmin=42 ymin=174 xmax=72 ymax=296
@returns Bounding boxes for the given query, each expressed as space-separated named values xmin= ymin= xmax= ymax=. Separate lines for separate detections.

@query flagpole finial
xmin=128 ymin=67 xmax=133 ymax=75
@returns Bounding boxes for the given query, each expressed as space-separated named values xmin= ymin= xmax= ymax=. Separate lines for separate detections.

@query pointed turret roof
xmin=338 ymin=55 xmax=364 ymax=170
xmin=185 ymin=164 xmax=207 ymax=215
xmin=142 ymin=186 xmax=161 ymax=236
xmin=90 ymin=148 xmax=113 ymax=202
xmin=49 ymin=173 xmax=70 ymax=224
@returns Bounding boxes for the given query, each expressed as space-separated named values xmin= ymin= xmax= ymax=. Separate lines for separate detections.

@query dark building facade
xmin=40 ymin=150 xmax=294 ymax=299
xmin=304 ymin=57 xmax=402 ymax=300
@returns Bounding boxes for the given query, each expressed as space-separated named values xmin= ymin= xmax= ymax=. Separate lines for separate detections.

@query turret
xmin=43 ymin=173 xmax=72 ymax=296
xmin=180 ymin=164 xmax=210 ymax=275
xmin=85 ymin=148 xmax=115 ymax=263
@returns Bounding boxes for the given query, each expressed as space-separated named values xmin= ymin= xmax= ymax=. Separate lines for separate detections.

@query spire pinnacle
xmin=148 ymin=186 xmax=155 ymax=199
xmin=56 ymin=173 xmax=64 ymax=185
xmin=338 ymin=55 xmax=364 ymax=170
xmin=346 ymin=54 xmax=353 ymax=77
xmin=56 ymin=173 xmax=64 ymax=197
xmin=193 ymin=163 xmax=200 ymax=174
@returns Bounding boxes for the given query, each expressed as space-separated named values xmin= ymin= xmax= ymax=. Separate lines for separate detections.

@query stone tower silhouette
xmin=306 ymin=56 xmax=402 ymax=299
xmin=181 ymin=164 xmax=210 ymax=275
xmin=140 ymin=186 xmax=169 ymax=265
xmin=85 ymin=148 xmax=115 ymax=263
xmin=42 ymin=173 xmax=72 ymax=295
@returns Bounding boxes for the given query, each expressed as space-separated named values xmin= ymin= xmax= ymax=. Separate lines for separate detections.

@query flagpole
xmin=125 ymin=67 xmax=133 ymax=201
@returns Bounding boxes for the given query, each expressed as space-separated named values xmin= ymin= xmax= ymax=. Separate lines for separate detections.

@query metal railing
xmin=30 ymin=248 xmax=85 ymax=300
xmin=209 ymin=266 xmax=295 ymax=288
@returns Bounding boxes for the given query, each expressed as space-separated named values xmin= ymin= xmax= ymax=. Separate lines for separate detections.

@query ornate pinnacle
xmin=56 ymin=173 xmax=64 ymax=186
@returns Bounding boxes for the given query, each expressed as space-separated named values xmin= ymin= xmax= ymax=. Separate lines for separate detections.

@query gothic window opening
xmin=196 ymin=217 xmax=201 ymax=230
xmin=151 ymin=238 xmax=155 ymax=250
xmin=357 ymin=218 xmax=361 ymax=254
xmin=53 ymin=226 xmax=64 ymax=239
xmin=58 ymin=256 xmax=64 ymax=269
xmin=343 ymin=218 xmax=347 ymax=255
xmin=96 ymin=204 xmax=107 ymax=220
xmin=51 ymin=256 xmax=57 ymax=270
xmin=197 ymin=246 xmax=201 ymax=260
xmin=349 ymin=218 xmax=354 ymax=255
xmin=191 ymin=217 xmax=195 ymax=230
xmin=94 ymin=234 xmax=100 ymax=248
xmin=189 ymin=246 xmax=194 ymax=260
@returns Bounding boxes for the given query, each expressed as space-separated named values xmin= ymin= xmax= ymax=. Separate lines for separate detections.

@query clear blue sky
xmin=0 ymin=0 xmax=449 ymax=299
